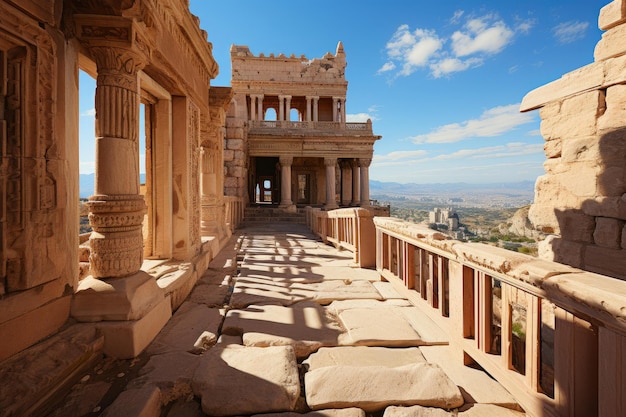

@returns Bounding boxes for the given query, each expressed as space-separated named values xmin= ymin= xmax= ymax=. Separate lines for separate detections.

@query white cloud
xmin=347 ymin=113 xmax=373 ymax=122
xmin=450 ymin=10 xmax=464 ymax=25
xmin=380 ymin=13 xmax=527 ymax=79
xmin=451 ymin=17 xmax=514 ymax=57
xmin=80 ymin=161 xmax=95 ymax=174
xmin=377 ymin=62 xmax=396 ymax=74
xmin=410 ymin=103 xmax=537 ymax=144
xmin=430 ymin=57 xmax=483 ymax=78
xmin=553 ymin=21 xmax=589 ymax=44
xmin=374 ymin=150 xmax=428 ymax=163
xmin=81 ymin=108 xmax=96 ymax=117
xmin=347 ymin=105 xmax=380 ymax=122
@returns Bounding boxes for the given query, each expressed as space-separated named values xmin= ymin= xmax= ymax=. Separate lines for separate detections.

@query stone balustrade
xmin=305 ymin=207 xmax=375 ymax=268
xmin=308 ymin=212 xmax=626 ymax=417
xmin=249 ymin=120 xmax=371 ymax=133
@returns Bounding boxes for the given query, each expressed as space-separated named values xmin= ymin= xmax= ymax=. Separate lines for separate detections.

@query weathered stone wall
xmin=0 ymin=0 xmax=78 ymax=361
xmin=521 ymin=0 xmax=626 ymax=280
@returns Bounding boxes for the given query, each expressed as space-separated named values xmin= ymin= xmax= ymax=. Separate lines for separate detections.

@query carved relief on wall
xmin=188 ymin=100 xmax=201 ymax=249
xmin=0 ymin=3 xmax=60 ymax=292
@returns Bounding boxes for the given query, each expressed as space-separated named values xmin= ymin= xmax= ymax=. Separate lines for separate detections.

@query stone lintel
xmin=71 ymin=271 xmax=165 ymax=322
xmin=520 ymin=61 xmax=604 ymax=112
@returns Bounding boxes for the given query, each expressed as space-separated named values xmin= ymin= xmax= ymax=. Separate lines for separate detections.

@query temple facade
xmin=224 ymin=43 xmax=381 ymax=211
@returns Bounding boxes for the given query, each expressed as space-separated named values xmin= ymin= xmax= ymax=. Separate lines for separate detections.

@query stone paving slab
xmin=305 ymin=363 xmax=464 ymax=412
xmin=373 ymin=281 xmax=405 ymax=299
xmin=338 ymin=307 xmax=423 ymax=347
xmin=304 ymin=346 xmax=426 ymax=370
xmin=147 ymin=301 xmax=223 ymax=355
xmin=420 ymin=346 xmax=518 ymax=407
xmin=327 ymin=299 xmax=412 ymax=314
xmin=222 ymin=301 xmax=342 ymax=358
xmin=254 ymin=408 xmax=366 ymax=417
xmin=383 ymin=404 xmax=527 ymax=416
xmin=192 ymin=345 xmax=301 ymax=416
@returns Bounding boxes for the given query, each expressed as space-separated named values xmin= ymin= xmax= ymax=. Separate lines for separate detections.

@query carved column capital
xmin=324 ymin=157 xmax=338 ymax=167
xmin=358 ymin=158 xmax=372 ymax=168
xmin=91 ymin=46 xmax=146 ymax=90
xmin=279 ymin=156 xmax=293 ymax=166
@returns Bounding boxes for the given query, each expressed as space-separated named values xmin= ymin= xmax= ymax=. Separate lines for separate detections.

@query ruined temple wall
xmin=521 ymin=0 xmax=626 ymax=280
xmin=0 ymin=0 xmax=80 ymax=360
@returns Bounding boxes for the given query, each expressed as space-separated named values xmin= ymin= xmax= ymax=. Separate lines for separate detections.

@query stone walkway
xmin=50 ymin=223 xmax=526 ymax=417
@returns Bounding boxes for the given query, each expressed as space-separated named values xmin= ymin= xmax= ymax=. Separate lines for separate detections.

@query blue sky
xmin=79 ymin=1 xmax=605 ymax=184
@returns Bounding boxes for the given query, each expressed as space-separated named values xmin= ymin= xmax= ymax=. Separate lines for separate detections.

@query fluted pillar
xmin=279 ymin=156 xmax=294 ymax=209
xmin=88 ymin=46 xmax=147 ymax=279
xmin=306 ymin=96 xmax=313 ymax=121
xmin=285 ymin=96 xmax=292 ymax=121
xmin=313 ymin=96 xmax=319 ymax=122
xmin=325 ymin=157 xmax=338 ymax=210
xmin=351 ymin=159 xmax=360 ymax=205
xmin=340 ymin=160 xmax=352 ymax=206
xmin=249 ymin=95 xmax=256 ymax=121
xmin=359 ymin=158 xmax=372 ymax=207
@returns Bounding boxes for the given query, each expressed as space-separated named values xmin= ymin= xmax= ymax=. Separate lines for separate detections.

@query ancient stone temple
xmin=224 ymin=43 xmax=381 ymax=210
xmin=0 ymin=0 xmax=231 ymax=362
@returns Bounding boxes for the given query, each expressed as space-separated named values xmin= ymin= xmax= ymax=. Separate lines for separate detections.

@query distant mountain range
xmin=80 ymin=174 xmax=534 ymax=199
xmin=369 ymin=179 xmax=535 ymax=197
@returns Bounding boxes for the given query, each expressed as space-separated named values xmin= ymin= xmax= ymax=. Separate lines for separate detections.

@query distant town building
xmin=429 ymin=207 xmax=459 ymax=231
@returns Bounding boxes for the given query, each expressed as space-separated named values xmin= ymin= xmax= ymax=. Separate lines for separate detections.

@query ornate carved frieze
xmin=188 ymin=100 xmax=201 ymax=248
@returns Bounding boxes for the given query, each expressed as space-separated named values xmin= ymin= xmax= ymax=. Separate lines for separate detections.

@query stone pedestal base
xmin=279 ymin=204 xmax=297 ymax=213
xmin=71 ymin=271 xmax=172 ymax=358
xmin=97 ymin=296 xmax=171 ymax=358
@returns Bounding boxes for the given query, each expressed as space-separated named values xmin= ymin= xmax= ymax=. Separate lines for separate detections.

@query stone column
xmin=285 ymin=96 xmax=292 ymax=121
xmin=339 ymin=98 xmax=346 ymax=125
xmin=279 ymin=156 xmax=294 ymax=210
xmin=257 ymin=95 xmax=264 ymax=121
xmin=325 ymin=157 xmax=338 ymax=210
xmin=340 ymin=160 xmax=352 ymax=206
xmin=359 ymin=158 xmax=371 ymax=207
xmin=88 ymin=46 xmax=147 ymax=279
xmin=313 ymin=96 xmax=319 ymax=122
xmin=333 ymin=97 xmax=339 ymax=122
xmin=249 ymin=95 xmax=256 ymax=121
xmin=306 ymin=96 xmax=313 ymax=121
xmin=351 ymin=159 xmax=360 ymax=205
xmin=279 ymin=95 xmax=285 ymax=121
xmin=200 ymin=146 xmax=218 ymax=235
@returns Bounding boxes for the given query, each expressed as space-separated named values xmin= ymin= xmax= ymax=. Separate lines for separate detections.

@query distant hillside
xmin=369 ymin=180 xmax=535 ymax=197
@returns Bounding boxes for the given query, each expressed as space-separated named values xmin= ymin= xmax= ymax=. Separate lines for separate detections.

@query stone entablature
xmin=520 ymin=0 xmax=626 ymax=280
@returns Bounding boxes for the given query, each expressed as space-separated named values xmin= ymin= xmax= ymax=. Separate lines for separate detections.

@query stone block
xmin=304 ymin=346 xmax=426 ymax=371
xmin=594 ymin=217 xmax=624 ymax=249
xmin=582 ymin=196 xmax=626 ymax=220
xmin=598 ymin=166 xmax=626 ymax=197
xmin=101 ymin=386 xmax=161 ymax=417
xmin=147 ymin=301 xmax=223 ymax=355
xmin=599 ymin=0 xmax=626 ymax=30
xmin=71 ymin=271 xmax=165 ymax=322
xmin=544 ymin=138 xmax=562 ymax=158
xmin=598 ymin=84 xmax=626 ymax=132
xmin=561 ymin=136 xmax=599 ymax=163
xmin=229 ymin=166 xmax=245 ymax=178
xmin=604 ymin=53 xmax=626 ymax=85
xmin=192 ymin=345 xmax=300 ymax=416
xmin=0 ymin=324 xmax=103 ymax=417
xmin=305 ymin=363 xmax=463 ymax=412
xmin=227 ymin=138 xmax=244 ymax=151
xmin=97 ymin=296 xmax=172 ymax=359
xmin=420 ymin=345 xmax=518 ymax=407
xmin=584 ymin=244 xmax=626 ymax=279
xmin=538 ymin=236 xmax=585 ymax=269
xmin=595 ymin=22 xmax=626 ymax=61
xmin=223 ymin=149 xmax=234 ymax=162
xmin=383 ymin=404 xmax=526 ymax=417
xmin=556 ymin=210 xmax=595 ymax=243
xmin=520 ymin=63 xmax=604 ymax=112
xmin=0 ymin=295 xmax=71 ymax=361
xmin=253 ymin=409 xmax=366 ymax=417
xmin=156 ymin=265 xmax=196 ymax=312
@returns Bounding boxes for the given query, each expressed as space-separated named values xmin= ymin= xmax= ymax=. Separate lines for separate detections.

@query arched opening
xmin=290 ymin=108 xmax=300 ymax=121
xmin=264 ymin=107 xmax=277 ymax=121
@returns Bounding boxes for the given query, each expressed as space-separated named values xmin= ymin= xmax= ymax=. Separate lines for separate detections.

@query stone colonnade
xmin=248 ymin=94 xmax=346 ymax=122
xmin=277 ymin=156 xmax=371 ymax=210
